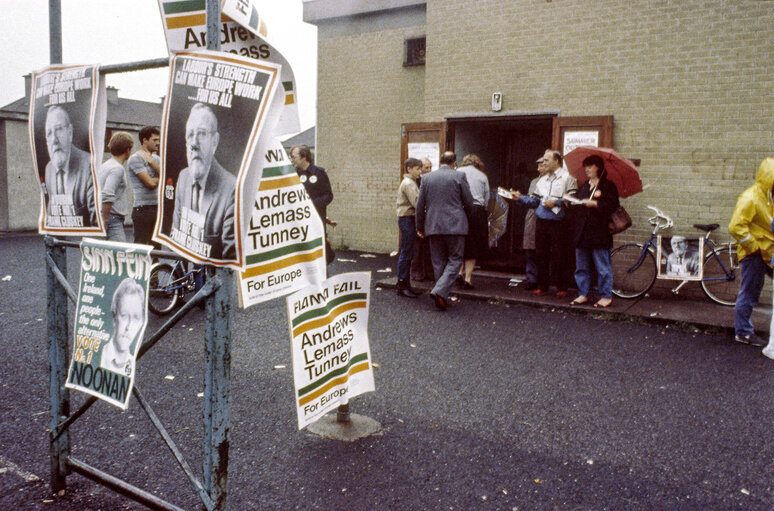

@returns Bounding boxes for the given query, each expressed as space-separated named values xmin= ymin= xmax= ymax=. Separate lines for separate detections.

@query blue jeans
xmin=106 ymin=214 xmax=126 ymax=242
xmin=574 ymin=247 xmax=612 ymax=298
xmin=397 ymin=216 xmax=416 ymax=281
xmin=524 ymin=249 xmax=537 ymax=284
xmin=735 ymin=252 xmax=766 ymax=336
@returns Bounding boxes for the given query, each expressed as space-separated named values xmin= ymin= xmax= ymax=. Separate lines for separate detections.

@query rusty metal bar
xmin=46 ymin=237 xmax=70 ymax=491
xmin=202 ymin=267 xmax=232 ymax=510
xmin=133 ymin=386 xmax=215 ymax=511
xmin=67 ymin=457 xmax=188 ymax=511
xmin=48 ymin=0 xmax=62 ymax=64
xmin=45 ymin=252 xmax=77 ymax=303
xmin=100 ymin=57 xmax=169 ymax=74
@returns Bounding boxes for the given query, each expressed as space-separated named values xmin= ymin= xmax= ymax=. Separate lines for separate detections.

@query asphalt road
xmin=2 ymin=233 xmax=774 ymax=510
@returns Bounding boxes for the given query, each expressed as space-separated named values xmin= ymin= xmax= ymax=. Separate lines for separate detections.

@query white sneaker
xmin=762 ymin=345 xmax=774 ymax=360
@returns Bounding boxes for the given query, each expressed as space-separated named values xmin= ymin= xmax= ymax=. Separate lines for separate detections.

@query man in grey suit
xmin=172 ymin=103 xmax=236 ymax=260
xmin=43 ymin=105 xmax=96 ymax=228
xmin=415 ymin=151 xmax=475 ymax=310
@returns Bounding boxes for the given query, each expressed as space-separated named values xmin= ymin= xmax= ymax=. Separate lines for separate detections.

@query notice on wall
xmin=238 ymin=138 xmax=326 ymax=307
xmin=563 ymin=130 xmax=599 ymax=156
xmin=286 ymin=272 xmax=375 ymax=429
xmin=28 ymin=64 xmax=106 ymax=236
xmin=157 ymin=0 xmax=300 ymax=136
xmin=152 ymin=50 xmax=279 ymax=268
xmin=65 ymin=239 xmax=153 ymax=410
xmin=408 ymin=142 xmax=440 ymax=171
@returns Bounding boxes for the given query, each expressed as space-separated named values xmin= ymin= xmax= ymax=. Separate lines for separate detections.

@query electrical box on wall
xmin=491 ymin=92 xmax=502 ymax=112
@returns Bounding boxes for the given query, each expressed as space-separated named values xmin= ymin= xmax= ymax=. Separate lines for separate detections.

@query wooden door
xmin=400 ymin=122 xmax=447 ymax=178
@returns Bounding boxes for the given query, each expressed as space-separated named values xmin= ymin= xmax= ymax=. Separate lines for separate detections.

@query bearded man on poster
xmin=172 ymin=103 xmax=236 ymax=261
xmin=43 ymin=105 xmax=96 ymax=227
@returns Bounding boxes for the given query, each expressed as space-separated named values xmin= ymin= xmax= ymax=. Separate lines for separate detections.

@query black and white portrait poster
xmin=657 ymin=235 xmax=703 ymax=280
xmin=28 ymin=64 xmax=106 ymax=235
xmin=153 ymin=50 xmax=280 ymax=268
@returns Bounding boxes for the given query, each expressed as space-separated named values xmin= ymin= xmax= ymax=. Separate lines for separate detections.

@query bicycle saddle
xmin=693 ymin=223 xmax=719 ymax=232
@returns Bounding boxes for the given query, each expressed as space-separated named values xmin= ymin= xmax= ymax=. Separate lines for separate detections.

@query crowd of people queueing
xmin=395 ymin=149 xmax=620 ymax=311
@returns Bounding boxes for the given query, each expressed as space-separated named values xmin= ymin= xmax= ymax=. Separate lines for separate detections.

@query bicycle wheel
xmin=701 ymin=246 xmax=739 ymax=306
xmin=611 ymin=243 xmax=657 ymax=299
xmin=148 ymin=263 xmax=179 ymax=315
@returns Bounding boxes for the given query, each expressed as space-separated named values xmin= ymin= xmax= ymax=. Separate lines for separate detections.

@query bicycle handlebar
xmin=646 ymin=205 xmax=673 ymax=231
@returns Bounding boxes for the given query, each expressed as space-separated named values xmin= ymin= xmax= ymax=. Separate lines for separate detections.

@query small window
xmin=404 ymin=37 xmax=426 ymax=67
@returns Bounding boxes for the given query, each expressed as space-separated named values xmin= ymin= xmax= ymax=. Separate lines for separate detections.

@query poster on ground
xmin=152 ymin=50 xmax=280 ymax=268
xmin=156 ymin=0 xmax=300 ymax=136
xmin=28 ymin=64 xmax=106 ymax=235
xmin=238 ymin=137 xmax=327 ymax=307
xmin=65 ymin=238 xmax=153 ymax=410
xmin=286 ymin=272 xmax=375 ymax=429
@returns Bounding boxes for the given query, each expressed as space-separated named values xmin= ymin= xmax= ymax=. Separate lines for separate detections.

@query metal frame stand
xmin=46 ymin=238 xmax=231 ymax=510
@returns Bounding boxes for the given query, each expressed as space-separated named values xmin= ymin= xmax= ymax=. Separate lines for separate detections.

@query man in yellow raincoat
xmin=729 ymin=157 xmax=774 ymax=348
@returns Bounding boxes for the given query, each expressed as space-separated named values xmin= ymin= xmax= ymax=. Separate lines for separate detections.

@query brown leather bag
xmin=608 ymin=206 xmax=632 ymax=235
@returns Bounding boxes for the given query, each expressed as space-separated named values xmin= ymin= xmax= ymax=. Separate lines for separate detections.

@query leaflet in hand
xmin=563 ymin=193 xmax=583 ymax=205
xmin=497 ymin=186 xmax=515 ymax=200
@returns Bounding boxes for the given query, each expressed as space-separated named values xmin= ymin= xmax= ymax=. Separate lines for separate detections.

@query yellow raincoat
xmin=729 ymin=158 xmax=774 ymax=264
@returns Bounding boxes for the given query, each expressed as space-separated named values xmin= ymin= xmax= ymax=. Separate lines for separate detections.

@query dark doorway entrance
xmin=447 ymin=115 xmax=554 ymax=272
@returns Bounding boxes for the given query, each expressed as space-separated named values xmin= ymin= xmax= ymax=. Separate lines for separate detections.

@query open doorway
xmin=447 ymin=114 xmax=555 ymax=272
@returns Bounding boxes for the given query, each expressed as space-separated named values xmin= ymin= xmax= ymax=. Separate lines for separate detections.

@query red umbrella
xmin=564 ymin=146 xmax=642 ymax=198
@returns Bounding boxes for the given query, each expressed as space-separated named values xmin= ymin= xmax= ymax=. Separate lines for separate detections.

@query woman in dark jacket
xmin=569 ymin=154 xmax=620 ymax=308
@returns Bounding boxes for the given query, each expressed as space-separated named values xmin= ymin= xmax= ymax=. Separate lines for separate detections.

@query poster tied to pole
xmin=156 ymin=0 xmax=300 ymax=136
xmin=153 ymin=50 xmax=280 ymax=268
xmin=286 ymin=272 xmax=375 ymax=429
xmin=238 ymin=137 xmax=326 ymax=307
xmin=65 ymin=239 xmax=153 ymax=410
xmin=28 ymin=64 xmax=106 ymax=235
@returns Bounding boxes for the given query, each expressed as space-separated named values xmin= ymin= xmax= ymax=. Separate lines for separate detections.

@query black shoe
xmin=524 ymin=282 xmax=538 ymax=290
xmin=406 ymin=285 xmax=422 ymax=296
xmin=397 ymin=287 xmax=417 ymax=298
xmin=460 ymin=280 xmax=474 ymax=290
xmin=429 ymin=292 xmax=447 ymax=311
xmin=456 ymin=275 xmax=466 ymax=287
xmin=735 ymin=334 xmax=766 ymax=347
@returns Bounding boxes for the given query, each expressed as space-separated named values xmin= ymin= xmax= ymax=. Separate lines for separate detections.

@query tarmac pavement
xmin=2 ymin=232 xmax=774 ymax=510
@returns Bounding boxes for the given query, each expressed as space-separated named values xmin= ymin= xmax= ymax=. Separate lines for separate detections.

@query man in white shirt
xmin=98 ymin=132 xmax=134 ymax=241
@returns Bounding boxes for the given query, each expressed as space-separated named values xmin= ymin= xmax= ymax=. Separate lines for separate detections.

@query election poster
xmin=65 ymin=238 xmax=153 ymax=410
xmin=238 ymin=137 xmax=327 ymax=307
xmin=286 ymin=272 xmax=375 ymax=429
xmin=28 ymin=64 xmax=106 ymax=235
xmin=156 ymin=0 xmax=300 ymax=135
xmin=153 ymin=50 xmax=280 ymax=268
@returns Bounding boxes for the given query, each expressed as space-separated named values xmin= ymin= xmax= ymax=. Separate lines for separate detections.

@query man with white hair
xmin=43 ymin=105 xmax=96 ymax=228
xmin=172 ymin=103 xmax=236 ymax=260
xmin=665 ymin=236 xmax=699 ymax=276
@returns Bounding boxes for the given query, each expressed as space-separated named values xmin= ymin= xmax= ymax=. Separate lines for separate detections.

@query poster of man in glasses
xmin=658 ymin=235 xmax=703 ymax=279
xmin=154 ymin=51 xmax=279 ymax=267
xmin=29 ymin=64 xmax=105 ymax=235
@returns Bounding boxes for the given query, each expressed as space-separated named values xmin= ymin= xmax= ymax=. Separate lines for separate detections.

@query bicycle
xmin=148 ymin=259 xmax=206 ymax=315
xmin=610 ymin=206 xmax=740 ymax=306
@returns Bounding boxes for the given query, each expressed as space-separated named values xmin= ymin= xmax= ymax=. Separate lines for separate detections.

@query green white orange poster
xmin=286 ymin=272 xmax=375 ymax=429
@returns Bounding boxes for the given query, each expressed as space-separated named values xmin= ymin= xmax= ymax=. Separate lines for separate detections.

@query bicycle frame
xmin=624 ymin=206 xmax=735 ymax=295
xmin=161 ymin=260 xmax=198 ymax=295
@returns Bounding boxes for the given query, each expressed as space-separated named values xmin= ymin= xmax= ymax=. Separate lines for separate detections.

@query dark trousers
xmin=411 ymin=235 xmax=433 ymax=281
xmin=132 ymin=204 xmax=159 ymax=248
xmin=397 ymin=216 xmax=416 ymax=281
xmin=535 ymin=217 xmax=572 ymax=292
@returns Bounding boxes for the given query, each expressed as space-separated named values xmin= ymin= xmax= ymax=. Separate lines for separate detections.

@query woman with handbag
xmin=568 ymin=154 xmax=620 ymax=308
